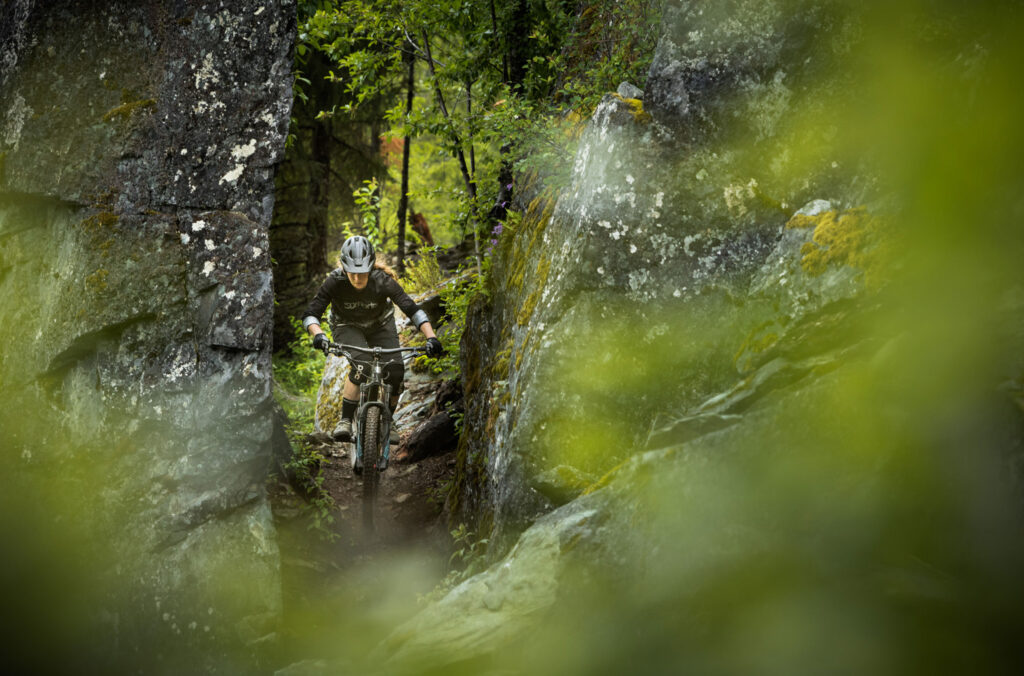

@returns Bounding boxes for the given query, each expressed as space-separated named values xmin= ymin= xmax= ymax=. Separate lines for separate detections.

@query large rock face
xmin=453 ymin=0 xmax=867 ymax=548
xmin=0 ymin=1 xmax=294 ymax=670
xmin=426 ymin=0 xmax=1024 ymax=670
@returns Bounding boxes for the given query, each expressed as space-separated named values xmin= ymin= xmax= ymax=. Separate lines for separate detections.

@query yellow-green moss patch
xmin=505 ymin=192 xmax=555 ymax=297
xmin=81 ymin=211 xmax=119 ymax=235
xmin=85 ymin=268 xmax=109 ymax=292
xmin=492 ymin=345 xmax=512 ymax=380
xmin=102 ymin=98 xmax=156 ymax=123
xmin=733 ymin=321 xmax=781 ymax=370
xmin=624 ymin=97 xmax=652 ymax=124
xmin=565 ymin=109 xmax=587 ymax=140
xmin=787 ymin=206 xmax=890 ymax=287
xmin=581 ymin=457 xmax=630 ymax=496
xmin=613 ymin=94 xmax=652 ymax=124
xmin=516 ymin=257 xmax=551 ymax=326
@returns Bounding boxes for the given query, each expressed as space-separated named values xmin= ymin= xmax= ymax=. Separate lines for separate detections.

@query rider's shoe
xmin=332 ymin=418 xmax=353 ymax=442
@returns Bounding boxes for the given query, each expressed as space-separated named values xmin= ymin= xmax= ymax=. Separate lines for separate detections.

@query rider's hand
xmin=425 ymin=337 xmax=445 ymax=358
xmin=312 ymin=333 xmax=329 ymax=354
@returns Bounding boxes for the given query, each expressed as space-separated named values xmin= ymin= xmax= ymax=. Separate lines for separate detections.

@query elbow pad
xmin=410 ymin=309 xmax=429 ymax=328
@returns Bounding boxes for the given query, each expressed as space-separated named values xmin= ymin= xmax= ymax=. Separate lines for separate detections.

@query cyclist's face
xmin=347 ymin=271 xmax=369 ymax=289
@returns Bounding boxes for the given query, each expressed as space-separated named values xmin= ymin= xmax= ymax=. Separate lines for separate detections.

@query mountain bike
xmin=325 ymin=341 xmax=425 ymax=530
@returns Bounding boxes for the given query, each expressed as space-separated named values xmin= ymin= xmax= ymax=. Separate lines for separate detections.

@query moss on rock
xmin=733 ymin=327 xmax=780 ymax=372
xmin=612 ymin=93 xmax=653 ymax=124
xmin=101 ymin=98 xmax=157 ymax=123
xmin=517 ymin=256 xmax=552 ymax=326
xmin=81 ymin=210 xmax=119 ymax=233
xmin=85 ymin=268 xmax=109 ymax=292
xmin=787 ymin=206 xmax=891 ymax=288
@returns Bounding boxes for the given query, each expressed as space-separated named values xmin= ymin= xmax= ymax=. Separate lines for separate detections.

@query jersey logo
xmin=342 ymin=301 xmax=380 ymax=310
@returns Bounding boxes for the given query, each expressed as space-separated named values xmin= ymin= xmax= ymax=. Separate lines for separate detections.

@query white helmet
xmin=340 ymin=235 xmax=375 ymax=273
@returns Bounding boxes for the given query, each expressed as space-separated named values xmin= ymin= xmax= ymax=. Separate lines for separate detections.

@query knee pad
xmin=347 ymin=364 xmax=368 ymax=386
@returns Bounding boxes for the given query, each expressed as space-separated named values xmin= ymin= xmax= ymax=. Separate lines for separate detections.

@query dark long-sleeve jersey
xmin=301 ymin=268 xmax=429 ymax=332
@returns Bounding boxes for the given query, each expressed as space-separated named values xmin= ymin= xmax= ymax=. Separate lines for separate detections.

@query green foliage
xmin=292 ymin=0 xmax=661 ymax=394
xmin=446 ymin=399 xmax=465 ymax=436
xmin=282 ymin=438 xmax=339 ymax=541
xmin=293 ymin=0 xmax=665 ymax=263
xmin=418 ymin=522 xmax=490 ymax=604
xmin=405 ymin=132 xmax=473 ymax=245
xmin=400 ymin=245 xmax=447 ymax=294
xmin=273 ymin=317 xmax=329 ymax=404
xmin=490 ymin=97 xmax=583 ymax=190
xmin=272 ymin=318 xmax=338 ymax=541
xmin=345 ymin=178 xmax=387 ymax=248
xmin=301 ymin=1 xmax=406 ymax=117
xmin=546 ymin=0 xmax=662 ymax=114
xmin=447 ymin=522 xmax=490 ymax=572
xmin=419 ymin=263 xmax=488 ymax=377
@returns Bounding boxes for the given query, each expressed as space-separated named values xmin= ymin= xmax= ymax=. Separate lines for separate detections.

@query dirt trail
xmin=268 ymin=371 xmax=458 ymax=666
xmin=316 ymin=440 xmax=455 ymax=548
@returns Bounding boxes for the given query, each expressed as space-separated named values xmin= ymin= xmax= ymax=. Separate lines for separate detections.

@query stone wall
xmin=0 ymin=1 xmax=294 ymax=670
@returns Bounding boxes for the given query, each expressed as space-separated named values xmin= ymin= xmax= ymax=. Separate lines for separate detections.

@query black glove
xmin=425 ymin=337 xmax=445 ymax=358
xmin=312 ymin=333 xmax=329 ymax=354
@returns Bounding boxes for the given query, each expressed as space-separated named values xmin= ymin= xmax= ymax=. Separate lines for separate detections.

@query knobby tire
xmin=362 ymin=406 xmax=381 ymax=532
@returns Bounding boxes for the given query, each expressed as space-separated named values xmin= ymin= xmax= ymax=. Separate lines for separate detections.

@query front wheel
xmin=361 ymin=406 xmax=381 ymax=531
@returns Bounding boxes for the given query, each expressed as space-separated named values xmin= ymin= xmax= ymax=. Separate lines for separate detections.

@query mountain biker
xmin=302 ymin=235 xmax=444 ymax=444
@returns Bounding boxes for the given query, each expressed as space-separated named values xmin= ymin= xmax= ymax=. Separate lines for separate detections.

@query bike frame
xmin=327 ymin=342 xmax=424 ymax=471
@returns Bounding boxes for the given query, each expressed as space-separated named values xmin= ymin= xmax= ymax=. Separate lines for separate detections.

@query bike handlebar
xmin=326 ymin=341 xmax=426 ymax=358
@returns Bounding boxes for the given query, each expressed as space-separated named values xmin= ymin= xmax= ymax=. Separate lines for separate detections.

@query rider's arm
xmin=302 ymin=275 xmax=340 ymax=336
xmin=380 ymin=276 xmax=432 ymax=331
xmin=380 ymin=275 xmax=442 ymax=355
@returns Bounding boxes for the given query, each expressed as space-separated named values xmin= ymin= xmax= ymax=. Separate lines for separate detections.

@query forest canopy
xmin=290 ymin=0 xmax=661 ymax=263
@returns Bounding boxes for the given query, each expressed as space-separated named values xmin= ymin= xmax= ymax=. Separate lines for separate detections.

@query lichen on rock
xmin=0 ymin=0 xmax=295 ymax=669
xmin=787 ymin=205 xmax=890 ymax=288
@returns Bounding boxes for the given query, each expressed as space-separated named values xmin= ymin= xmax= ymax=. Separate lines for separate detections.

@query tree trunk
xmin=489 ymin=0 xmax=510 ymax=85
xmin=369 ymin=116 xmax=384 ymax=244
xmin=396 ymin=40 xmax=416 ymax=275
xmin=467 ymin=80 xmax=476 ymax=179
xmin=488 ymin=0 xmax=531 ymax=223
xmin=421 ymin=30 xmax=481 ymax=274
xmin=311 ymin=119 xmax=331 ymax=269
xmin=507 ymin=0 xmax=531 ymax=89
